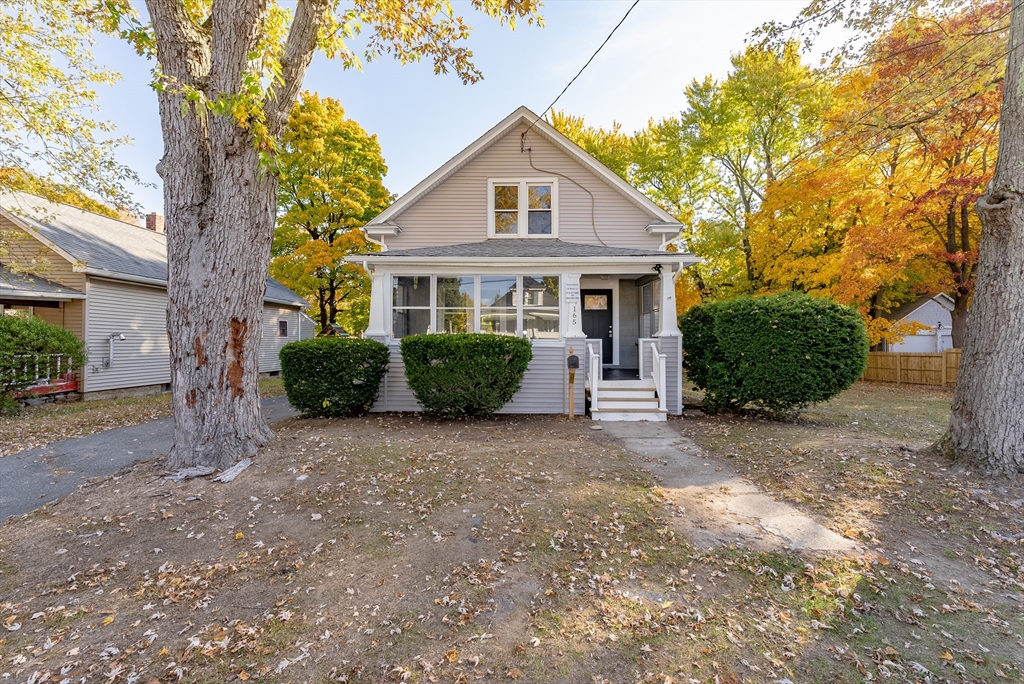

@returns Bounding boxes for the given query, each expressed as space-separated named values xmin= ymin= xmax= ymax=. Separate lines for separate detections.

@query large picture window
xmin=480 ymin=275 xmax=518 ymax=336
xmin=436 ymin=276 xmax=475 ymax=333
xmin=393 ymin=276 xmax=431 ymax=338
xmin=393 ymin=275 xmax=561 ymax=340
xmin=488 ymin=179 xmax=557 ymax=238
xmin=522 ymin=275 xmax=559 ymax=339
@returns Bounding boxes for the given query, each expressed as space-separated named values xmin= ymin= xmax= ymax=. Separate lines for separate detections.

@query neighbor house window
xmin=640 ymin=280 xmax=661 ymax=338
xmin=480 ymin=275 xmax=518 ymax=336
xmin=436 ymin=276 xmax=475 ymax=333
xmin=278 ymin=320 xmax=288 ymax=337
xmin=522 ymin=275 xmax=559 ymax=339
xmin=488 ymin=179 xmax=557 ymax=237
xmin=393 ymin=276 xmax=431 ymax=338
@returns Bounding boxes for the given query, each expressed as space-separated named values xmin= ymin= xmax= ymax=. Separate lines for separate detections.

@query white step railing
xmin=648 ymin=340 xmax=667 ymax=412
xmin=587 ymin=341 xmax=601 ymax=412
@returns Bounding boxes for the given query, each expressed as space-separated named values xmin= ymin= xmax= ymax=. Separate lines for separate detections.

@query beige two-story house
xmin=352 ymin=106 xmax=700 ymax=420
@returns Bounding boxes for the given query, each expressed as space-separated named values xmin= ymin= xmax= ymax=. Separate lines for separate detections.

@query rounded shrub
xmin=279 ymin=337 xmax=389 ymax=417
xmin=0 ymin=312 xmax=87 ymax=411
xmin=400 ymin=333 xmax=533 ymax=417
xmin=680 ymin=291 xmax=869 ymax=414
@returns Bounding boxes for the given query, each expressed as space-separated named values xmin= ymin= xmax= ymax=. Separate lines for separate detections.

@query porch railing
xmin=8 ymin=353 xmax=76 ymax=388
xmin=644 ymin=340 xmax=667 ymax=412
xmin=587 ymin=341 xmax=601 ymax=412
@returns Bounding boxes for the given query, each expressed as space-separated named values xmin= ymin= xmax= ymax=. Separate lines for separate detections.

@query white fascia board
xmin=0 ymin=290 xmax=86 ymax=300
xmin=365 ymin=223 xmax=401 ymax=236
xmin=83 ymin=269 xmax=168 ymax=289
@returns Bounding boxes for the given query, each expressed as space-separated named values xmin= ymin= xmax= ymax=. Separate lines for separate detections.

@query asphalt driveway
xmin=0 ymin=396 xmax=298 ymax=520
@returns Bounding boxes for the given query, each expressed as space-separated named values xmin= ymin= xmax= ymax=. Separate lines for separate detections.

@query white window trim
xmin=487 ymin=178 xmax=559 ymax=239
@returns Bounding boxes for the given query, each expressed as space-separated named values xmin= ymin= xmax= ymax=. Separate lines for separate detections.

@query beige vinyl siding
xmin=260 ymin=306 xmax=301 ymax=373
xmin=661 ymin=336 xmax=682 ymax=415
xmin=372 ymin=344 xmax=421 ymax=412
xmin=374 ymin=341 xmax=567 ymax=413
xmin=0 ymin=216 xmax=86 ymax=291
xmin=84 ymin=278 xmax=170 ymax=393
xmin=499 ymin=343 xmax=565 ymax=413
xmin=386 ymin=124 xmax=662 ymax=251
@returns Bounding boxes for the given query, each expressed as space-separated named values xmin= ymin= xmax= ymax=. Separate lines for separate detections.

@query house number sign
xmin=563 ymin=282 xmax=581 ymax=329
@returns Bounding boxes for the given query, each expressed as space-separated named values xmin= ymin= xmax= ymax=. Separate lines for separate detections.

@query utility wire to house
xmin=522 ymin=0 xmax=641 ymax=141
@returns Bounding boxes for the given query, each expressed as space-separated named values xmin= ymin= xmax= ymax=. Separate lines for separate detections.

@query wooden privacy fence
xmin=862 ymin=349 xmax=961 ymax=387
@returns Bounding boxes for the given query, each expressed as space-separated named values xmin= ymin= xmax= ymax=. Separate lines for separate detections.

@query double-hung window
xmin=489 ymin=179 xmax=557 ymax=237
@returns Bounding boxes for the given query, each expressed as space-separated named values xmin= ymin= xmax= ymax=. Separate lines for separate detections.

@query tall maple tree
xmin=104 ymin=0 xmax=543 ymax=470
xmin=272 ymin=93 xmax=390 ymax=334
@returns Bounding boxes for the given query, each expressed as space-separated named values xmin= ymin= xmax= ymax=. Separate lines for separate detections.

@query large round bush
xmin=280 ymin=337 xmax=389 ymax=417
xmin=400 ymin=334 xmax=533 ymax=417
xmin=680 ymin=291 xmax=868 ymax=414
xmin=0 ymin=312 xmax=87 ymax=411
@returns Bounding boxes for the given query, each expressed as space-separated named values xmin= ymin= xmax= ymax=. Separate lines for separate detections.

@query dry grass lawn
xmin=1 ymin=382 xmax=1021 ymax=683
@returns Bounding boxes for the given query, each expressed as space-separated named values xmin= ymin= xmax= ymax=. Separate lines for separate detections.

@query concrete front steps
xmin=590 ymin=379 xmax=667 ymax=422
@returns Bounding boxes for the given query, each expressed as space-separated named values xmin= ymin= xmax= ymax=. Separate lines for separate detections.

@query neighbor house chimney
xmin=145 ymin=212 xmax=165 ymax=234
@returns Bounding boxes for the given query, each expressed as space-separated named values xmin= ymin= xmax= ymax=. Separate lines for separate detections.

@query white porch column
xmin=563 ymin=273 xmax=584 ymax=338
xmin=655 ymin=269 xmax=680 ymax=337
xmin=365 ymin=271 xmax=388 ymax=340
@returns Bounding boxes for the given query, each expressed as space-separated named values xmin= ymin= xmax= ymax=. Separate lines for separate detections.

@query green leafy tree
xmin=102 ymin=0 xmax=543 ymax=470
xmin=272 ymin=93 xmax=391 ymax=335
xmin=0 ymin=0 xmax=140 ymax=209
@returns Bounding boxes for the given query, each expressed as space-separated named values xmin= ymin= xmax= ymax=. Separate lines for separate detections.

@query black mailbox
xmin=567 ymin=354 xmax=580 ymax=370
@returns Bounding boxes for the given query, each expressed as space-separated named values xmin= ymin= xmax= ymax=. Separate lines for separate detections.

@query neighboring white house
xmin=349 ymin=106 xmax=701 ymax=421
xmin=0 ymin=192 xmax=314 ymax=398
xmin=883 ymin=293 xmax=955 ymax=352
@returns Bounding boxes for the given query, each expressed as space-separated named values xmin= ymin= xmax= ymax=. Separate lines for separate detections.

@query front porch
xmin=355 ymin=241 xmax=694 ymax=418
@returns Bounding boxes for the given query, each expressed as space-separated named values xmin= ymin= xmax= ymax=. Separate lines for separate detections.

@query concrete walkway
xmin=0 ymin=396 xmax=298 ymax=521
xmin=602 ymin=421 xmax=858 ymax=553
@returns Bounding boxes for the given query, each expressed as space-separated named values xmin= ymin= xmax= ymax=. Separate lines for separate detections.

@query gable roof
xmin=0 ymin=264 xmax=86 ymax=300
xmin=366 ymin=106 xmax=680 ymax=230
xmin=882 ymin=293 xmax=955 ymax=321
xmin=0 ymin=192 xmax=306 ymax=308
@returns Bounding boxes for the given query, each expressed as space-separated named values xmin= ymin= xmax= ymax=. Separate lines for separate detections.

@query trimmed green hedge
xmin=680 ymin=291 xmax=868 ymax=414
xmin=0 ymin=312 xmax=87 ymax=411
xmin=400 ymin=334 xmax=533 ymax=417
xmin=280 ymin=337 xmax=389 ymax=417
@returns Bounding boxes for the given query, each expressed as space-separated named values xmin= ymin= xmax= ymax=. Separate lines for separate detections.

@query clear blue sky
xmin=91 ymin=0 xmax=816 ymax=214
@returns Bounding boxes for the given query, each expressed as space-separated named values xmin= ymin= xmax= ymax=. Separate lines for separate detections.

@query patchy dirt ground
xmin=1 ymin=383 xmax=1022 ymax=683
xmin=0 ymin=380 xmax=285 ymax=458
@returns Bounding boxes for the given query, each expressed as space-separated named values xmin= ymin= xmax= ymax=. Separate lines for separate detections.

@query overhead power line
xmin=522 ymin=0 xmax=641 ymax=143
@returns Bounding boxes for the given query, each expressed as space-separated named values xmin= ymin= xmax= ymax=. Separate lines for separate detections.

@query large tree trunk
xmin=148 ymin=0 xmax=324 ymax=469
xmin=950 ymin=0 xmax=1024 ymax=476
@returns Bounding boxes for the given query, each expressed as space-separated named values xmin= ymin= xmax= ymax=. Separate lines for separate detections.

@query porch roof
xmin=0 ymin=265 xmax=85 ymax=301
xmin=359 ymin=239 xmax=700 ymax=266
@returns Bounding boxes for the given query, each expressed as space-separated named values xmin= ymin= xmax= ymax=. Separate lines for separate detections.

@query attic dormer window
xmin=488 ymin=179 xmax=558 ymax=238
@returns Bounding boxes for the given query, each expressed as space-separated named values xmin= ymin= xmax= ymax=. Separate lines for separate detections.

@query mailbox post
xmin=567 ymin=347 xmax=580 ymax=419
